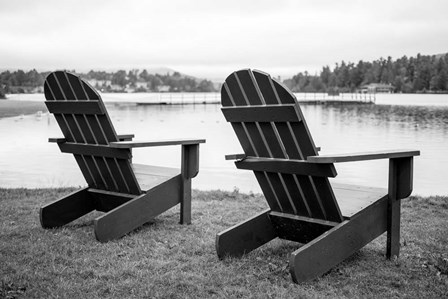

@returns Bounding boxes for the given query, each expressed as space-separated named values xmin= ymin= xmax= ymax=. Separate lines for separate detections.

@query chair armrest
xmin=49 ymin=138 xmax=66 ymax=143
xmin=225 ymin=154 xmax=246 ymax=160
xmin=307 ymin=149 xmax=420 ymax=164
xmin=50 ymin=135 xmax=135 ymax=142
xmin=117 ymin=134 xmax=134 ymax=141
xmin=109 ymin=138 xmax=205 ymax=148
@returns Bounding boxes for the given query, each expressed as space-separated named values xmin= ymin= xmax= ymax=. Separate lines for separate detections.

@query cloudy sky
xmin=1 ymin=0 xmax=447 ymax=80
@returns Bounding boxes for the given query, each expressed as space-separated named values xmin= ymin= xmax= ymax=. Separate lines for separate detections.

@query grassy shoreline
xmin=0 ymin=188 xmax=447 ymax=298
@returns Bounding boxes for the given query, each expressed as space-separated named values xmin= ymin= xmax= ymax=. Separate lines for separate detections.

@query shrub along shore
xmin=0 ymin=188 xmax=447 ymax=298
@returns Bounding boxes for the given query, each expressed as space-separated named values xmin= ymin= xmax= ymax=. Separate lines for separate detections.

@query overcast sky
xmin=1 ymin=0 xmax=447 ymax=80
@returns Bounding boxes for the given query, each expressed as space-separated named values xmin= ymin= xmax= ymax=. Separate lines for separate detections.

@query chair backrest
xmin=44 ymin=71 xmax=141 ymax=195
xmin=221 ymin=69 xmax=343 ymax=222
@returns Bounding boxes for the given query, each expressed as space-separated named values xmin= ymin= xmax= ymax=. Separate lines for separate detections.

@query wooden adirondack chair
xmin=216 ymin=69 xmax=419 ymax=283
xmin=40 ymin=71 xmax=205 ymax=242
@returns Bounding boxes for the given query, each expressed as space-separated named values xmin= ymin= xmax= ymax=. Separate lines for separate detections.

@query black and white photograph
xmin=1 ymin=0 xmax=447 ymax=297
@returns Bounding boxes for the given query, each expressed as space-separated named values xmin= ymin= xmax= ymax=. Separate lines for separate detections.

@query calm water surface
xmin=1 ymin=93 xmax=447 ymax=196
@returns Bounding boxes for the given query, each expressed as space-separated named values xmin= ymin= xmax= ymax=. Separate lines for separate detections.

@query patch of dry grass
xmin=0 ymin=188 xmax=447 ymax=298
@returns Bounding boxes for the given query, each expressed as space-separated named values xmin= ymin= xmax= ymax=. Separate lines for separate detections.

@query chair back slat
xmin=222 ymin=69 xmax=343 ymax=222
xmin=44 ymin=71 xmax=141 ymax=195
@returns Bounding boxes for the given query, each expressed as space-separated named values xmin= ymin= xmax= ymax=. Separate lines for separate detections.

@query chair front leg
xmin=179 ymin=144 xmax=200 ymax=224
xmin=387 ymin=157 xmax=413 ymax=258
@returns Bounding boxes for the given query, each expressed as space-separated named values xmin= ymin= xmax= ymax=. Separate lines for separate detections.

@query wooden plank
xmin=58 ymin=143 xmax=131 ymax=159
xmin=312 ymin=177 xmax=344 ymax=222
xmin=85 ymin=114 xmax=107 ymax=144
xmin=110 ymin=138 xmax=205 ymax=148
xmin=45 ymin=72 xmax=99 ymax=189
xmin=386 ymin=157 xmax=412 ymax=259
xmin=225 ymin=153 xmax=246 ymax=160
xmin=117 ymin=134 xmax=135 ymax=141
xmin=294 ymin=175 xmax=325 ymax=219
xmin=221 ymin=105 xmax=301 ymax=123
xmin=45 ymin=71 xmax=142 ymax=195
xmin=235 ymin=157 xmax=337 ymax=177
xmin=74 ymin=155 xmax=96 ymax=187
xmin=81 ymin=155 xmax=105 ymax=190
xmin=249 ymin=72 xmax=321 ymax=219
xmin=253 ymin=70 xmax=280 ymax=105
xmin=268 ymin=211 xmax=337 ymax=243
xmin=133 ymin=169 xmax=180 ymax=192
xmin=222 ymin=80 xmax=282 ymax=211
xmin=180 ymin=178 xmax=192 ymax=224
xmin=387 ymin=199 xmax=401 ymax=259
xmin=67 ymin=75 xmax=129 ymax=194
xmin=289 ymin=195 xmax=388 ymax=283
xmin=65 ymin=70 xmax=89 ymax=100
xmin=132 ymin=163 xmax=180 ymax=177
xmin=40 ymin=187 xmax=94 ymax=228
xmin=234 ymin=70 xmax=300 ymax=215
xmin=117 ymin=159 xmax=141 ymax=195
xmin=181 ymin=144 xmax=200 ymax=179
xmin=89 ymin=188 xmax=135 ymax=212
xmin=264 ymin=72 xmax=343 ymax=222
xmin=307 ymin=149 xmax=420 ymax=164
xmin=104 ymin=158 xmax=130 ymax=193
xmin=45 ymin=100 xmax=105 ymax=115
xmin=234 ymin=69 xmax=263 ymax=105
xmin=223 ymin=74 xmax=248 ymax=106
xmin=254 ymin=171 xmax=281 ymax=211
xmin=391 ymin=157 xmax=414 ymax=199
xmin=280 ymin=174 xmax=311 ymax=217
xmin=53 ymin=71 xmax=76 ymax=99
xmin=48 ymin=137 xmax=66 ymax=143
xmin=332 ymin=183 xmax=387 ymax=218
xmin=216 ymin=209 xmax=277 ymax=258
xmin=94 ymin=175 xmax=182 ymax=242
xmin=267 ymin=173 xmax=295 ymax=214
xmin=95 ymin=157 xmax=119 ymax=192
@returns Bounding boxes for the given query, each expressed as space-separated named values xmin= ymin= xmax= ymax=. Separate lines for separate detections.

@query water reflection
xmin=0 ymin=102 xmax=447 ymax=196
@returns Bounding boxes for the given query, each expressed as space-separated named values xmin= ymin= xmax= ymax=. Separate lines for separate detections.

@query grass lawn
xmin=0 ymin=188 xmax=447 ymax=298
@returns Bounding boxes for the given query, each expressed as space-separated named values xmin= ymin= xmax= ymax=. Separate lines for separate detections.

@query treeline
xmin=0 ymin=69 xmax=217 ymax=97
xmin=0 ymin=69 xmax=49 ymax=97
xmin=284 ymin=53 xmax=448 ymax=93
xmin=85 ymin=69 xmax=217 ymax=92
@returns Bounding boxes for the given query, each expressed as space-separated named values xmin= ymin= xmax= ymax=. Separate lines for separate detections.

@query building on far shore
xmin=359 ymin=83 xmax=394 ymax=93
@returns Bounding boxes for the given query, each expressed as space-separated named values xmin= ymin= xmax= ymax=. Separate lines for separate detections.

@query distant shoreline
xmin=0 ymin=100 xmax=46 ymax=119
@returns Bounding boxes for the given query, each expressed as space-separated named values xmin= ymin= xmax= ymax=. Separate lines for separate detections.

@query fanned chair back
xmin=221 ymin=69 xmax=343 ymax=222
xmin=44 ymin=71 xmax=141 ymax=195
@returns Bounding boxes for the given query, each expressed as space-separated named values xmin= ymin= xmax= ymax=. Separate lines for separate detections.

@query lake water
xmin=1 ymin=93 xmax=447 ymax=196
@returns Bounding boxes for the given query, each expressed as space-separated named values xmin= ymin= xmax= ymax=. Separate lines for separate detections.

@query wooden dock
xmin=130 ymin=92 xmax=376 ymax=105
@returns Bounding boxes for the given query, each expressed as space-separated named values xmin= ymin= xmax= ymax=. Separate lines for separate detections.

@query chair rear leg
xmin=289 ymin=196 xmax=388 ymax=283
xmin=94 ymin=176 xmax=182 ymax=242
xmin=40 ymin=187 xmax=94 ymax=228
xmin=216 ymin=209 xmax=277 ymax=258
